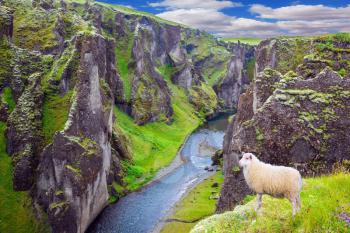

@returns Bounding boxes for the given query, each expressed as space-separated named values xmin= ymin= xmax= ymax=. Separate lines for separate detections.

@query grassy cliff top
xmin=222 ymin=38 xmax=262 ymax=45
xmin=191 ymin=173 xmax=350 ymax=233
xmin=96 ymin=1 xmax=183 ymax=27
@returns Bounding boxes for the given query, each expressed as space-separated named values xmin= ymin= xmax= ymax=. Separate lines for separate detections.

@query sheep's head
xmin=239 ymin=152 xmax=256 ymax=168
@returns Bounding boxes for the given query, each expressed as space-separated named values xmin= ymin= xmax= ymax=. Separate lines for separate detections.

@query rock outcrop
xmin=214 ymin=43 xmax=255 ymax=110
xmin=0 ymin=6 xmax=13 ymax=40
xmin=217 ymin=35 xmax=350 ymax=212
xmin=6 ymin=73 xmax=44 ymax=190
xmin=35 ymin=34 xmax=120 ymax=233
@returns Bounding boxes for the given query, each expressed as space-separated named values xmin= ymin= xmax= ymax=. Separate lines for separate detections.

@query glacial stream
xmin=87 ymin=114 xmax=230 ymax=233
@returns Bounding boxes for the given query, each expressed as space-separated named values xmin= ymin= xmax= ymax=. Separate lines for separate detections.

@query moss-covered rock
xmin=6 ymin=73 xmax=44 ymax=191
xmin=0 ymin=6 xmax=13 ymax=40
xmin=218 ymin=66 xmax=350 ymax=212
xmin=35 ymin=33 xmax=125 ymax=233
xmin=189 ymin=82 xmax=218 ymax=117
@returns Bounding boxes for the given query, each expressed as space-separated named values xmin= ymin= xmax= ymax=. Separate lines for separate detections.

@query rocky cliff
xmin=217 ymin=34 xmax=350 ymax=212
xmin=0 ymin=0 xmax=254 ymax=232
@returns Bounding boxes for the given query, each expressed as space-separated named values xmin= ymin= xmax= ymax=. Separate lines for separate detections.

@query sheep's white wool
xmin=239 ymin=153 xmax=302 ymax=215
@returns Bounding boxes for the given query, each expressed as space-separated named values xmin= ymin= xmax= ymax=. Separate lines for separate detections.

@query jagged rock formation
xmin=214 ymin=43 xmax=255 ymax=109
xmin=7 ymin=73 xmax=43 ymax=191
xmin=89 ymin=3 xmax=255 ymax=123
xmin=35 ymin=34 xmax=119 ymax=233
xmin=0 ymin=0 xmax=255 ymax=232
xmin=217 ymin=35 xmax=350 ymax=212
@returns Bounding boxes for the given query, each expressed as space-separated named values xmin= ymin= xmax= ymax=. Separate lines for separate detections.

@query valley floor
xmin=161 ymin=171 xmax=224 ymax=233
xmin=191 ymin=173 xmax=350 ymax=233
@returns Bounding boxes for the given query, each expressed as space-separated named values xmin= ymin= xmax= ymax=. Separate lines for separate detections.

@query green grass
xmin=222 ymin=38 xmax=262 ymax=46
xmin=12 ymin=3 xmax=57 ymax=51
xmin=114 ymin=97 xmax=201 ymax=190
xmin=0 ymin=122 xmax=50 ymax=233
xmin=115 ymin=37 xmax=134 ymax=101
xmin=192 ymin=173 xmax=350 ymax=233
xmin=1 ymin=87 xmax=16 ymax=112
xmin=246 ymin=58 xmax=256 ymax=82
xmin=205 ymin=68 xmax=227 ymax=87
xmin=161 ymin=171 xmax=224 ymax=233
xmin=318 ymin=32 xmax=350 ymax=44
xmin=42 ymin=91 xmax=73 ymax=144
xmin=115 ymin=65 xmax=204 ymax=190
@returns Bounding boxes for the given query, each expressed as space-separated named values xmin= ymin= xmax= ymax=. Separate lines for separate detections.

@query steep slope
xmin=77 ymin=1 xmax=255 ymax=189
xmin=193 ymin=173 xmax=350 ymax=233
xmin=0 ymin=0 xmax=255 ymax=232
xmin=217 ymin=34 xmax=350 ymax=212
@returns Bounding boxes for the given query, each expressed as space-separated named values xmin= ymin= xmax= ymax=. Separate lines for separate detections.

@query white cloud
xmin=250 ymin=4 xmax=350 ymax=20
xmin=157 ymin=9 xmax=280 ymax=38
xmin=149 ymin=0 xmax=242 ymax=10
xmin=277 ymin=19 xmax=350 ymax=34
xmin=149 ymin=2 xmax=350 ymax=38
xmin=156 ymin=9 xmax=232 ymax=29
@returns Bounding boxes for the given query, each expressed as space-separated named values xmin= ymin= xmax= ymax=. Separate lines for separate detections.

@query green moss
xmin=232 ymin=165 xmax=240 ymax=173
xmin=65 ymin=164 xmax=81 ymax=176
xmin=298 ymin=109 xmax=336 ymax=138
xmin=338 ymin=68 xmax=347 ymax=77
xmin=1 ymin=87 xmax=16 ymax=112
xmin=0 ymin=38 xmax=13 ymax=88
xmin=255 ymin=127 xmax=264 ymax=141
xmin=272 ymin=38 xmax=312 ymax=74
xmin=299 ymin=111 xmax=319 ymax=123
xmin=0 ymin=122 xmax=50 ymax=233
xmin=204 ymin=67 xmax=227 ymax=87
xmin=12 ymin=5 xmax=57 ymax=51
xmin=192 ymin=173 xmax=350 ymax=233
xmin=161 ymin=172 xmax=224 ymax=233
xmin=42 ymin=91 xmax=73 ymax=145
xmin=189 ymin=82 xmax=218 ymax=117
xmin=49 ymin=201 xmax=68 ymax=211
xmin=55 ymin=190 xmax=64 ymax=196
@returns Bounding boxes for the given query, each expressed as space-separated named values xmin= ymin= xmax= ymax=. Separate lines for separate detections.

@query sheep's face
xmin=239 ymin=153 xmax=255 ymax=168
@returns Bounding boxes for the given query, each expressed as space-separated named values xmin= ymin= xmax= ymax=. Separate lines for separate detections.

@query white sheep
xmin=238 ymin=152 xmax=302 ymax=215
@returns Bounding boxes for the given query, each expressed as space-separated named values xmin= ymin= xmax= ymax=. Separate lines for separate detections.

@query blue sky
xmin=99 ymin=0 xmax=350 ymax=38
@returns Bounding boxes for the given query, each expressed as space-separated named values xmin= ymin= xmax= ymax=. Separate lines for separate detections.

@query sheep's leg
xmin=296 ymin=194 xmax=301 ymax=211
xmin=255 ymin=193 xmax=262 ymax=212
xmin=291 ymin=198 xmax=297 ymax=216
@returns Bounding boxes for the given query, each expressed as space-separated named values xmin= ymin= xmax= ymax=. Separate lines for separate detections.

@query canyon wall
xmin=217 ymin=35 xmax=350 ymax=212
xmin=0 ymin=0 xmax=255 ymax=232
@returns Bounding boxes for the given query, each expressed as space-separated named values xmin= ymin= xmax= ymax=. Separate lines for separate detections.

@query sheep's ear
xmin=248 ymin=154 xmax=252 ymax=159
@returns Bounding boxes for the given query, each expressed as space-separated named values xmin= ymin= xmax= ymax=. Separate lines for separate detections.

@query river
xmin=87 ymin=114 xmax=230 ymax=233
